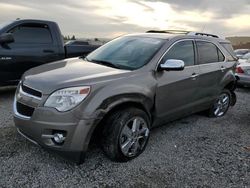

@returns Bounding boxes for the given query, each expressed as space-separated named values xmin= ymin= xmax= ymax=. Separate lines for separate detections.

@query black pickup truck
xmin=0 ymin=19 xmax=100 ymax=86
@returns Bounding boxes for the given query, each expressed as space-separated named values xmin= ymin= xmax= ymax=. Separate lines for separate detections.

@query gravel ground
xmin=0 ymin=87 xmax=250 ymax=188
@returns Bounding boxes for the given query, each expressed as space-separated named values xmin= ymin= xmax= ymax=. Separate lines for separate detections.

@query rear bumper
xmin=235 ymin=74 xmax=250 ymax=86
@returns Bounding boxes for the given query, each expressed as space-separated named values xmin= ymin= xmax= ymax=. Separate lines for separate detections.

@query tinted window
xmin=218 ymin=48 xmax=225 ymax=62
xmin=197 ymin=41 xmax=224 ymax=64
xmin=74 ymin=41 xmax=89 ymax=45
xmin=8 ymin=24 xmax=52 ymax=44
xmin=220 ymin=42 xmax=236 ymax=61
xmin=162 ymin=40 xmax=195 ymax=66
xmin=221 ymin=43 xmax=235 ymax=55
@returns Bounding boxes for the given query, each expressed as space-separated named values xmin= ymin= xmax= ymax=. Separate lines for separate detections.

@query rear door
xmin=0 ymin=23 xmax=59 ymax=83
xmin=195 ymin=40 xmax=225 ymax=107
xmin=155 ymin=40 xmax=200 ymax=124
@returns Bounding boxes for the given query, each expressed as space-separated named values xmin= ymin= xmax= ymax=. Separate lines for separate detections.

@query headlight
xmin=44 ymin=86 xmax=90 ymax=112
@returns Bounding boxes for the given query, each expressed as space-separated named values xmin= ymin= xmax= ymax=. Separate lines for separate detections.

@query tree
xmin=71 ymin=35 xmax=76 ymax=40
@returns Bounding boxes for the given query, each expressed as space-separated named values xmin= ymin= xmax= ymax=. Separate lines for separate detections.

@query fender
xmin=219 ymin=69 xmax=237 ymax=91
xmin=96 ymin=93 xmax=154 ymax=119
xmin=78 ymin=75 xmax=157 ymax=120
xmin=218 ymin=69 xmax=237 ymax=106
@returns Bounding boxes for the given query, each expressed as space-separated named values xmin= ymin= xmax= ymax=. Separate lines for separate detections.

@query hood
xmin=23 ymin=58 xmax=130 ymax=94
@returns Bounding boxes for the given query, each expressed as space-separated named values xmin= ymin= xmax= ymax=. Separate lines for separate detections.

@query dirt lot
xmin=0 ymin=87 xmax=249 ymax=188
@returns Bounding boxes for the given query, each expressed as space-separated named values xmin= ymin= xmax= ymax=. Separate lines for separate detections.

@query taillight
xmin=236 ymin=67 xmax=244 ymax=74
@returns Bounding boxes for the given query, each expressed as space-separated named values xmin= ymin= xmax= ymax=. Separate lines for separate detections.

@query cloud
xmin=139 ymin=0 xmax=250 ymax=19
xmin=0 ymin=0 xmax=249 ymax=38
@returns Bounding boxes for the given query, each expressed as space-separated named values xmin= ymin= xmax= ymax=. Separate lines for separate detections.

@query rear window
xmin=74 ymin=41 xmax=89 ymax=45
xmin=220 ymin=42 xmax=237 ymax=60
xmin=197 ymin=41 xmax=225 ymax=64
xmin=8 ymin=23 xmax=52 ymax=44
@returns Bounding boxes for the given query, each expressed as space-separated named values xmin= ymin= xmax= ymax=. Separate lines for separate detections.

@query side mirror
xmin=159 ymin=59 xmax=185 ymax=71
xmin=0 ymin=33 xmax=14 ymax=44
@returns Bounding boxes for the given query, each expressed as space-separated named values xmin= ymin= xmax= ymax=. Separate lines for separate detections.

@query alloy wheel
xmin=213 ymin=93 xmax=230 ymax=117
xmin=119 ymin=117 xmax=149 ymax=157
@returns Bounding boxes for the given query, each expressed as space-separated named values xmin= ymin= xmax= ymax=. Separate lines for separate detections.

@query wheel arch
xmin=223 ymin=81 xmax=237 ymax=106
xmin=219 ymin=70 xmax=237 ymax=91
xmin=87 ymin=94 xmax=154 ymax=149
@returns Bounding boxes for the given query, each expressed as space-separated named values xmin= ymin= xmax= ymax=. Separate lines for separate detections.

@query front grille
xmin=16 ymin=102 xmax=35 ymax=117
xmin=22 ymin=84 xmax=42 ymax=98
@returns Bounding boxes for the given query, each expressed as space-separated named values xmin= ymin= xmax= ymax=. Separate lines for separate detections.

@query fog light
xmin=53 ymin=133 xmax=65 ymax=144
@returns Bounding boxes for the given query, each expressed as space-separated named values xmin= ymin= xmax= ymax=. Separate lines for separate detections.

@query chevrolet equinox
xmin=14 ymin=31 xmax=237 ymax=163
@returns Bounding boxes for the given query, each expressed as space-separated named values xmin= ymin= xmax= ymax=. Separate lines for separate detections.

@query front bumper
xmin=13 ymin=85 xmax=98 ymax=163
xmin=14 ymin=109 xmax=97 ymax=163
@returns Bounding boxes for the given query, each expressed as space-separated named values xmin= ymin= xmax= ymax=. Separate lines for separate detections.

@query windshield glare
xmin=86 ymin=36 xmax=165 ymax=70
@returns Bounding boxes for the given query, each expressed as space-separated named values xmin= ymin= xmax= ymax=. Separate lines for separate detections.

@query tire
xmin=208 ymin=89 xmax=231 ymax=118
xmin=101 ymin=107 xmax=150 ymax=162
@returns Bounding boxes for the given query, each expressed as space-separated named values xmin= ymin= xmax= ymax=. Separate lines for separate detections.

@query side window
xmin=8 ymin=23 xmax=52 ymax=44
xmin=197 ymin=41 xmax=225 ymax=64
xmin=218 ymin=49 xmax=225 ymax=62
xmin=162 ymin=40 xmax=195 ymax=66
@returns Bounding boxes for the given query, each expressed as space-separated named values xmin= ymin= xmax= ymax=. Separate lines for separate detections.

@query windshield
xmin=242 ymin=53 xmax=250 ymax=60
xmin=86 ymin=36 xmax=165 ymax=70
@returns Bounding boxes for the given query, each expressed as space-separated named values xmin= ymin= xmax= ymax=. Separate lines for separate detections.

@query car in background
xmin=238 ymin=52 xmax=250 ymax=64
xmin=235 ymin=60 xmax=250 ymax=87
xmin=234 ymin=49 xmax=250 ymax=59
xmin=65 ymin=40 xmax=90 ymax=45
xmin=65 ymin=40 xmax=101 ymax=58
xmin=0 ymin=19 xmax=100 ymax=86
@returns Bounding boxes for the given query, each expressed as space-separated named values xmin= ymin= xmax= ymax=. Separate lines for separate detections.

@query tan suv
xmin=14 ymin=31 xmax=237 ymax=163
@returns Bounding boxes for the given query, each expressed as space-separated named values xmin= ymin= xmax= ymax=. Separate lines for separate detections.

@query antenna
xmin=201 ymin=25 xmax=206 ymax=33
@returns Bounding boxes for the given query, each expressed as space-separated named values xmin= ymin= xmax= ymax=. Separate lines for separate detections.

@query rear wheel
xmin=208 ymin=89 xmax=231 ymax=117
xmin=102 ymin=107 xmax=150 ymax=162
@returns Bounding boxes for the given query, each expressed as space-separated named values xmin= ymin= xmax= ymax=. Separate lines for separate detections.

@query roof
xmin=125 ymin=32 xmax=229 ymax=43
xmin=13 ymin=19 xmax=57 ymax=25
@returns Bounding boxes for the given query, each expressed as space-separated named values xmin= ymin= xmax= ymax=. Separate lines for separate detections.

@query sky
xmin=0 ymin=0 xmax=250 ymax=39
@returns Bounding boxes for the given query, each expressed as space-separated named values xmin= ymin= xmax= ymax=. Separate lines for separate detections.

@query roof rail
xmin=146 ymin=30 xmax=219 ymax=38
xmin=146 ymin=30 xmax=190 ymax=35
xmin=187 ymin=32 xmax=219 ymax=38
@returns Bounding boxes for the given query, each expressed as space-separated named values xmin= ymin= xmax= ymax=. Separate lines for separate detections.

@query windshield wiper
xmin=88 ymin=59 xmax=121 ymax=69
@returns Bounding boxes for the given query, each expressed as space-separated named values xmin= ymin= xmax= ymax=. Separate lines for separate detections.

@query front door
xmin=155 ymin=40 xmax=200 ymax=125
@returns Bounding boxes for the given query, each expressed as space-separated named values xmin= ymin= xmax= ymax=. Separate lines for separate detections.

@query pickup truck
xmin=0 ymin=19 xmax=100 ymax=86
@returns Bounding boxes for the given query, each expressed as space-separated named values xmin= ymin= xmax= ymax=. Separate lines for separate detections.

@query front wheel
xmin=102 ymin=108 xmax=150 ymax=162
xmin=208 ymin=89 xmax=231 ymax=117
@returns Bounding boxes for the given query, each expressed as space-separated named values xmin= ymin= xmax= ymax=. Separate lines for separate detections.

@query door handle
xmin=190 ymin=73 xmax=199 ymax=80
xmin=43 ymin=49 xmax=55 ymax=53
xmin=221 ymin=66 xmax=226 ymax=72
